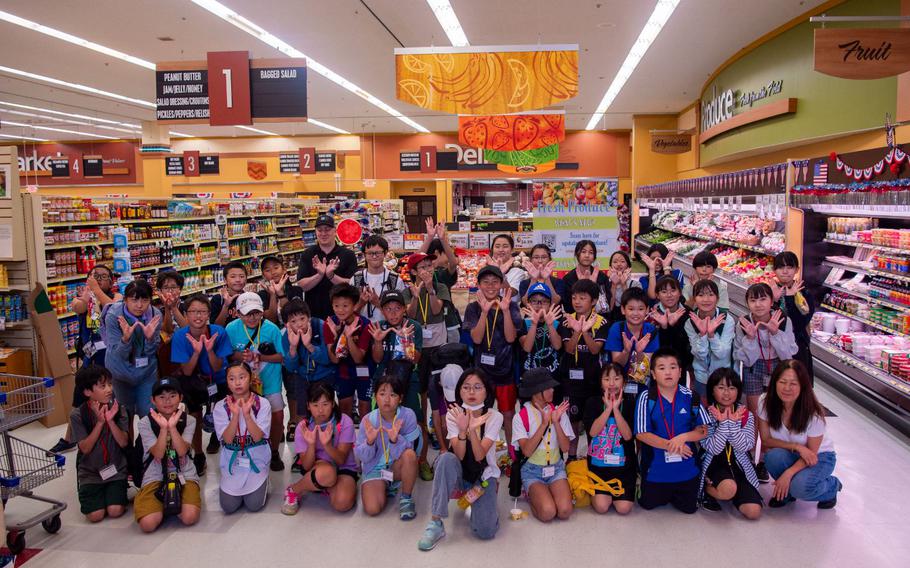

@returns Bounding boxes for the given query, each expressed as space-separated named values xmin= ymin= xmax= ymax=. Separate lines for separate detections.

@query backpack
xmin=637 ymin=386 xmax=702 ymax=483
xmin=351 ymin=270 xmax=400 ymax=298
xmin=127 ymin=412 xmax=187 ymax=488
xmin=508 ymin=407 xmax=532 ymax=498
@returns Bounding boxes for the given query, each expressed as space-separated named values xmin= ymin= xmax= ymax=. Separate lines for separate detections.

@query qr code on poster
xmin=540 ymin=233 xmax=556 ymax=252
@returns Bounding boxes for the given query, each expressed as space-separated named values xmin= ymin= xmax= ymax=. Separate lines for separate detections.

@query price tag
xmin=480 ymin=353 xmax=496 ymax=366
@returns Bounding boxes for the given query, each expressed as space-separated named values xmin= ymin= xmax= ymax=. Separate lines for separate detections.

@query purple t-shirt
xmin=294 ymin=413 xmax=357 ymax=471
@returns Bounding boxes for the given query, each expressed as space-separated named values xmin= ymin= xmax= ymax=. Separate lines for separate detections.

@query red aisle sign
xmin=207 ymin=51 xmax=252 ymax=126
xmin=420 ymin=145 xmax=437 ymax=173
xmin=299 ymin=147 xmax=316 ymax=174
xmin=183 ymin=150 xmax=200 ymax=176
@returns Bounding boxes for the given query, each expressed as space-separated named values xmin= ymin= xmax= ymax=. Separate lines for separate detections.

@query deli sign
xmin=815 ymin=28 xmax=910 ymax=80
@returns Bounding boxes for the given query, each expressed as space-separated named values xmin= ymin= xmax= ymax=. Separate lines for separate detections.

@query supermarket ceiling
xmin=0 ymin=0 xmax=828 ymax=141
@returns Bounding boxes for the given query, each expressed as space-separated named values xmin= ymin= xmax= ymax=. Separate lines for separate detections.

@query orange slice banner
xmin=458 ymin=113 xmax=565 ymax=151
xmin=395 ymin=46 xmax=579 ymax=115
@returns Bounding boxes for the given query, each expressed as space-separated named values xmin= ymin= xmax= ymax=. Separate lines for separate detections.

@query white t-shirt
xmin=511 ymin=402 xmax=576 ymax=466
xmin=214 ymin=396 xmax=273 ymax=496
xmin=445 ymin=409 xmax=504 ymax=481
xmin=756 ymin=394 xmax=834 ymax=453
xmin=138 ymin=414 xmax=199 ymax=487
xmin=351 ymin=269 xmax=406 ymax=322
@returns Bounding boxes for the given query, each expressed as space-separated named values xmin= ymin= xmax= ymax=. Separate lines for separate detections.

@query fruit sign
xmin=533 ymin=180 xmax=620 ymax=271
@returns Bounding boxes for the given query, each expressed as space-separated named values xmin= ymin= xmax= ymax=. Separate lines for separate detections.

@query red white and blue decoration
xmin=638 ymin=162 xmax=788 ymax=199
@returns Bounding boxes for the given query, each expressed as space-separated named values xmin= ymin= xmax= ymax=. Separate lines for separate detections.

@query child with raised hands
xmin=512 ymin=368 xmax=575 ymax=523
xmin=649 ymin=276 xmax=693 ymax=377
xmin=606 ymin=287 xmax=659 ymax=391
xmin=770 ymin=252 xmax=816 ymax=379
xmin=281 ymin=300 xmax=333 ymax=425
xmin=684 ymin=279 xmax=735 ymax=399
xmin=418 ymin=368 xmax=503 ymax=551
xmin=324 ymin=283 xmax=372 ymax=420
xmin=560 ymin=240 xmax=611 ymax=317
xmin=699 ymin=368 xmax=762 ymax=519
xmin=682 ymin=251 xmax=730 ymax=310
xmin=520 ymin=244 xmax=565 ymax=307
xmin=214 ymin=362 xmax=272 ymax=514
xmin=559 ymin=279 xmax=609 ymax=458
xmin=520 ymin=282 xmax=563 ymax=374
xmin=282 ymin=381 xmax=357 ymax=515
xmin=606 ymin=251 xmax=641 ymax=321
xmin=355 ymin=374 xmax=420 ymax=520
xmin=639 ymin=243 xmax=684 ymax=302
xmin=487 ymin=234 xmax=527 ymax=298
xmin=583 ymin=363 xmax=636 ymax=515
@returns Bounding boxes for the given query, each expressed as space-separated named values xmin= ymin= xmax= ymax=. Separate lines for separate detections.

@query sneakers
xmin=281 ymin=487 xmax=300 ymax=515
xmin=193 ymin=453 xmax=207 ymax=476
xmin=417 ymin=519 xmax=445 ymax=551
xmin=270 ymin=450 xmax=285 ymax=472
xmin=755 ymin=461 xmax=770 ymax=484
xmin=429 ymin=432 xmax=440 ymax=451
xmin=286 ymin=422 xmax=297 ymax=443
xmin=206 ymin=435 xmax=221 ymax=455
xmin=399 ymin=496 xmax=416 ymax=521
xmin=419 ymin=460 xmax=434 ymax=481
xmin=701 ymin=495 xmax=722 ymax=512
xmin=48 ymin=438 xmax=77 ymax=454
xmin=768 ymin=496 xmax=795 ymax=508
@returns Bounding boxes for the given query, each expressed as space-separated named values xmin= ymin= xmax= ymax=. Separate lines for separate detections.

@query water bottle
xmin=457 ymin=483 xmax=486 ymax=509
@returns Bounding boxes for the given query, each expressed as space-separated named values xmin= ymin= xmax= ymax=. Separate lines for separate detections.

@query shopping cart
xmin=0 ymin=374 xmax=66 ymax=555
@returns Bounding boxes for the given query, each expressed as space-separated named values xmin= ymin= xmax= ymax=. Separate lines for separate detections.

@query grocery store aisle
xmin=6 ymin=382 xmax=910 ymax=568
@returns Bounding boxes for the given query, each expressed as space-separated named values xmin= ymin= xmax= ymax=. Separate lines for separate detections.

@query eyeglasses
xmin=92 ymin=274 xmax=111 ymax=281
xmin=160 ymin=285 xmax=181 ymax=292
xmin=365 ymin=250 xmax=384 ymax=257
xmin=714 ymin=385 xmax=738 ymax=393
xmin=460 ymin=384 xmax=485 ymax=393
xmin=186 ymin=309 xmax=209 ymax=316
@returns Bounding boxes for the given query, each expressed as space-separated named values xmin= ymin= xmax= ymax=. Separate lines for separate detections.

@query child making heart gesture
xmin=214 ymin=362 xmax=272 ymax=514
xmin=606 ymin=288 xmax=659 ymax=389
xmin=683 ymin=279 xmax=735 ymax=399
xmin=770 ymin=252 xmax=816 ymax=380
xmin=650 ymin=276 xmax=693 ymax=377
xmin=282 ymin=381 xmax=357 ymax=515
xmin=354 ymin=374 xmax=420 ymax=520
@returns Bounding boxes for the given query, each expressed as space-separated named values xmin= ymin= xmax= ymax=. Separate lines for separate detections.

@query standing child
xmin=605 ymin=287 xmax=659 ymax=390
xmin=281 ymin=299 xmax=333 ymax=425
xmin=682 ymin=251 xmax=730 ymax=310
xmin=352 ymin=236 xmax=406 ymax=323
xmin=226 ymin=292 xmax=286 ymax=472
xmin=771 ymin=252 xmax=816 ymax=380
xmin=354 ymin=374 xmax=420 ymax=520
xmin=520 ymin=245 xmax=565 ymax=307
xmin=259 ymin=255 xmax=304 ymax=325
xmin=418 ymin=368 xmax=502 ymax=550
xmin=462 ymin=265 xmax=525 ymax=450
xmin=649 ymin=276 xmax=693 ymax=378
xmin=134 ymin=378 xmax=201 ymax=533
xmin=640 ymin=243 xmax=685 ymax=302
xmin=70 ymin=366 xmax=129 ymax=523
xmin=606 ymin=251 xmax=641 ymax=322
xmin=210 ymin=261 xmax=249 ymax=327
xmin=282 ymin=381 xmax=358 ymax=515
xmin=214 ymin=362 xmax=272 ymax=513
xmin=520 ymin=282 xmax=563 ymax=374
xmin=559 ymin=279 xmax=609 ymax=458
xmin=583 ymin=363 xmax=636 ymax=515
xmin=560 ymin=240 xmax=611 ymax=318
xmin=323 ymin=283 xmax=372 ymax=420
xmin=512 ymin=368 xmax=574 ymax=522
xmin=684 ymin=280 xmax=735 ymax=399
xmin=634 ymin=348 xmax=708 ymax=514
xmin=699 ymin=368 xmax=762 ymax=519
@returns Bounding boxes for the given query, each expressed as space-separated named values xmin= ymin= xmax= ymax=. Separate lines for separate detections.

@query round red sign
xmin=336 ymin=218 xmax=363 ymax=245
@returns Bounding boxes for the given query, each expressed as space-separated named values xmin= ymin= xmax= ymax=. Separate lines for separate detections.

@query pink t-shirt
xmin=294 ymin=413 xmax=357 ymax=471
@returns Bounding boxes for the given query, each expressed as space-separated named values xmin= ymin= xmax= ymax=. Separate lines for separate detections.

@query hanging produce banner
xmin=814 ymin=28 xmax=910 ymax=80
xmin=484 ymin=143 xmax=559 ymax=167
xmin=496 ymin=161 xmax=556 ymax=174
xmin=458 ymin=112 xmax=565 ymax=151
xmin=831 ymin=147 xmax=907 ymax=181
xmin=394 ymin=44 xmax=578 ymax=115
xmin=533 ymin=180 xmax=620 ymax=271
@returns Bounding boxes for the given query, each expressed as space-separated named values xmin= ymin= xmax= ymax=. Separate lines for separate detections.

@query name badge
xmin=356 ymin=366 xmax=370 ymax=378
xmin=94 ymin=340 xmax=106 ymax=351
xmin=423 ymin=328 xmax=433 ymax=340
xmin=237 ymin=457 xmax=251 ymax=470
xmin=569 ymin=369 xmax=584 ymax=381
xmin=83 ymin=342 xmax=97 ymax=357
xmin=178 ymin=473 xmax=187 ymax=485
xmin=624 ymin=383 xmax=639 ymax=394
xmin=480 ymin=353 xmax=496 ymax=366
xmin=380 ymin=468 xmax=395 ymax=482
xmin=99 ymin=463 xmax=118 ymax=481
xmin=135 ymin=357 xmax=149 ymax=368
xmin=603 ymin=454 xmax=623 ymax=466
xmin=665 ymin=452 xmax=683 ymax=463
xmin=542 ymin=465 xmax=556 ymax=478
xmin=207 ymin=384 xmax=218 ymax=396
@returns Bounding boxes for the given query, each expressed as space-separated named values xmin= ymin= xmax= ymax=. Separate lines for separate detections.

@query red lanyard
xmin=99 ymin=423 xmax=110 ymax=464
xmin=658 ymin=391 xmax=677 ymax=439
xmin=756 ymin=325 xmax=773 ymax=374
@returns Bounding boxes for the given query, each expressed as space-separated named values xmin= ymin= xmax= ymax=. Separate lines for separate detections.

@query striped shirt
xmin=698 ymin=408 xmax=760 ymax=500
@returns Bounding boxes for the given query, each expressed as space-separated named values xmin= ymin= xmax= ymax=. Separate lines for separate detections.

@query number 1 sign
xmin=206 ymin=51 xmax=252 ymax=126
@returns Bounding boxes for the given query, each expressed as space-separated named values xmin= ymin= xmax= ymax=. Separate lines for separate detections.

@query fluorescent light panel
xmin=0 ymin=65 xmax=155 ymax=108
xmin=0 ymin=10 xmax=156 ymax=70
xmin=0 ymin=132 xmax=47 ymax=141
xmin=190 ymin=0 xmax=429 ymax=132
xmin=236 ymin=125 xmax=277 ymax=136
xmin=307 ymin=118 xmax=351 ymax=135
xmin=2 ymin=119 xmax=118 ymax=139
xmin=585 ymin=0 xmax=680 ymax=130
xmin=426 ymin=0 xmax=469 ymax=47
xmin=0 ymin=100 xmax=140 ymax=128
xmin=0 ymin=109 xmax=139 ymax=134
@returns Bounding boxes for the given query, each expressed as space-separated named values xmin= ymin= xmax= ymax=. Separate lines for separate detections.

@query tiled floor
xmin=4 ymin=381 xmax=909 ymax=568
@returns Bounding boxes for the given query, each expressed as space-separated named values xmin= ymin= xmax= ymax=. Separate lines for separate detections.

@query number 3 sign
xmin=207 ymin=51 xmax=252 ymax=126
xmin=183 ymin=150 xmax=200 ymax=177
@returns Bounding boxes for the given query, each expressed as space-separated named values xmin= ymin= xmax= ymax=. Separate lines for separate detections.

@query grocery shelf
xmin=44 ymin=240 xmax=113 ymax=250
xmin=825 ymin=283 xmax=910 ymax=315
xmin=801 ymin=204 xmax=910 ymax=219
xmin=66 ymin=348 xmax=77 ymax=357
xmin=47 ymin=273 xmax=94 ymax=285
xmin=56 ymin=311 xmax=77 ymax=320
xmin=173 ymin=259 xmax=221 ymax=272
xmin=1 ymin=320 xmax=31 ymax=330
xmin=0 ymin=286 xmax=32 ymax=293
xmin=301 ymin=227 xmax=316 ymax=232
xmin=131 ymin=262 xmax=176 ymax=273
xmin=172 ymin=239 xmax=219 ymax=247
xmin=650 ymin=225 xmax=779 ymax=257
xmin=277 ymin=235 xmax=302 ymax=242
xmin=276 ymin=223 xmax=300 ymax=229
xmin=823 ymin=260 xmax=910 ymax=285
xmin=819 ymin=303 xmax=910 ymax=338
xmin=227 ymin=231 xmax=278 ymax=241
xmin=812 ymin=338 xmax=910 ymax=412
xmin=180 ymin=282 xmax=225 ymax=297
xmin=821 ymin=238 xmax=910 ymax=257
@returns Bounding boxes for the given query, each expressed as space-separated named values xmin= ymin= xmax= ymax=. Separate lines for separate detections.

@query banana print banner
xmin=394 ymin=45 xmax=579 ymax=115
xmin=459 ymin=113 xmax=565 ymax=151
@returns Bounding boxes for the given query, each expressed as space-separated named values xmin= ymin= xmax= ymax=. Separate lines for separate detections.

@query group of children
xmin=63 ymin=231 xmax=842 ymax=550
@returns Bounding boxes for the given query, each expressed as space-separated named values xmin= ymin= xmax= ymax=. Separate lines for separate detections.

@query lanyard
xmin=658 ymin=390 xmax=678 ymax=440
xmin=532 ymin=405 xmax=553 ymax=465
xmin=623 ymin=322 xmax=642 ymax=371
xmin=484 ymin=307 xmax=500 ymax=351
xmin=365 ymin=270 xmax=388 ymax=319
xmin=417 ymin=287 xmax=430 ymax=324
xmin=244 ymin=323 xmax=261 ymax=348
xmin=754 ymin=317 xmax=773 ymax=374
xmin=725 ymin=443 xmax=733 ymax=465
xmin=378 ymin=408 xmax=400 ymax=467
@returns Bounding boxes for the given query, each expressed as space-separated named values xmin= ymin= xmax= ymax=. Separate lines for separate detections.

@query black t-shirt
xmin=561 ymin=269 xmax=612 ymax=317
xmin=296 ymin=244 xmax=358 ymax=320
xmin=582 ymin=395 xmax=637 ymax=472
xmin=558 ymin=313 xmax=610 ymax=399
xmin=209 ymin=293 xmax=239 ymax=326
xmin=260 ymin=281 xmax=305 ymax=325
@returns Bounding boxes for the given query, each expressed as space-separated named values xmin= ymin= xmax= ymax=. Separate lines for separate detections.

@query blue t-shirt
xmin=605 ymin=321 xmax=659 ymax=384
xmin=634 ymin=386 xmax=708 ymax=483
xmin=225 ymin=319 xmax=286 ymax=396
xmin=170 ymin=324 xmax=234 ymax=384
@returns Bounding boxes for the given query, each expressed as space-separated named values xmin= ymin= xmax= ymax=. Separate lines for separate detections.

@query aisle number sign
xmin=156 ymin=52 xmax=307 ymax=125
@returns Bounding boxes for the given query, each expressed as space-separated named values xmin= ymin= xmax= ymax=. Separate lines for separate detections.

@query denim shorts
xmin=362 ymin=463 xmax=392 ymax=484
xmin=521 ymin=459 xmax=568 ymax=493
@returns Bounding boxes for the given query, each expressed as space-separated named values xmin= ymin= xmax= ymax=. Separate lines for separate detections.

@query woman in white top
xmin=756 ymin=359 xmax=842 ymax=509
xmin=418 ymin=368 xmax=503 ymax=551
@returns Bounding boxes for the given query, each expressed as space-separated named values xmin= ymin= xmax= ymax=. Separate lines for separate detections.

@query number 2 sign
xmin=207 ymin=51 xmax=251 ymax=126
xmin=299 ymin=147 xmax=316 ymax=174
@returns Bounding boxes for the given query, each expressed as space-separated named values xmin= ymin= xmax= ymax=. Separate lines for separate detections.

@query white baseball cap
xmin=440 ymin=364 xmax=463 ymax=403
xmin=236 ymin=292 xmax=264 ymax=315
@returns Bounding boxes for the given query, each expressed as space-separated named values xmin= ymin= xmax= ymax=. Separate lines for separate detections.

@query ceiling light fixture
xmin=0 ymin=109 xmax=140 ymax=135
xmin=1 ymin=119 xmax=118 ymax=139
xmin=169 ymin=131 xmax=193 ymax=137
xmin=0 ymin=132 xmax=48 ymax=142
xmin=426 ymin=0 xmax=469 ymax=46
xmin=190 ymin=0 xmax=429 ymax=132
xmin=307 ymin=119 xmax=351 ymax=135
xmin=585 ymin=0 xmax=680 ymax=130
xmin=236 ymin=125 xmax=277 ymax=136
xmin=0 ymin=10 xmax=156 ymax=70
xmin=0 ymin=65 xmax=155 ymax=108
xmin=0 ymin=100 xmax=142 ymax=128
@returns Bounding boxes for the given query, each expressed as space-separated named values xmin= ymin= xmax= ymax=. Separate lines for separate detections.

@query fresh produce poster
xmin=533 ymin=180 xmax=620 ymax=271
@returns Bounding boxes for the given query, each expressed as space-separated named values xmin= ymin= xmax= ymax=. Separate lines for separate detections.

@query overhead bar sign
xmin=400 ymin=152 xmax=420 ymax=171
xmin=199 ymin=155 xmax=220 ymax=174
xmin=50 ymin=158 xmax=70 ymax=178
xmin=83 ymin=156 xmax=103 ymax=177
xmin=165 ymin=156 xmax=184 ymax=176
xmin=315 ymin=153 xmax=336 ymax=172
xmin=156 ymin=63 xmax=210 ymax=121
xmin=250 ymin=59 xmax=308 ymax=121
xmin=280 ymin=152 xmax=300 ymax=173
xmin=814 ymin=28 xmax=910 ymax=79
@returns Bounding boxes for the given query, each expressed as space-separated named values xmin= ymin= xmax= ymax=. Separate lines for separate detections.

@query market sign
xmin=17 ymin=142 xmax=137 ymax=185
xmin=814 ymin=28 xmax=910 ymax=80
xmin=650 ymin=132 xmax=692 ymax=154
xmin=699 ymin=80 xmax=796 ymax=144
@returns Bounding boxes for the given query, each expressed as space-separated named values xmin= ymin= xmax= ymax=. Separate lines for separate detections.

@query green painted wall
xmin=700 ymin=0 xmax=900 ymax=164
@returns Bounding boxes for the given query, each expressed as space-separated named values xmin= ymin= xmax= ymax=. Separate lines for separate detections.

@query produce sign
xmin=394 ymin=45 xmax=578 ymax=115
xmin=458 ymin=113 xmax=565 ymax=151
xmin=533 ymin=181 xmax=618 ymax=207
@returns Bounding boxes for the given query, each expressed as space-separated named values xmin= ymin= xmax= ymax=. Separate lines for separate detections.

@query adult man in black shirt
xmin=295 ymin=214 xmax=358 ymax=320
